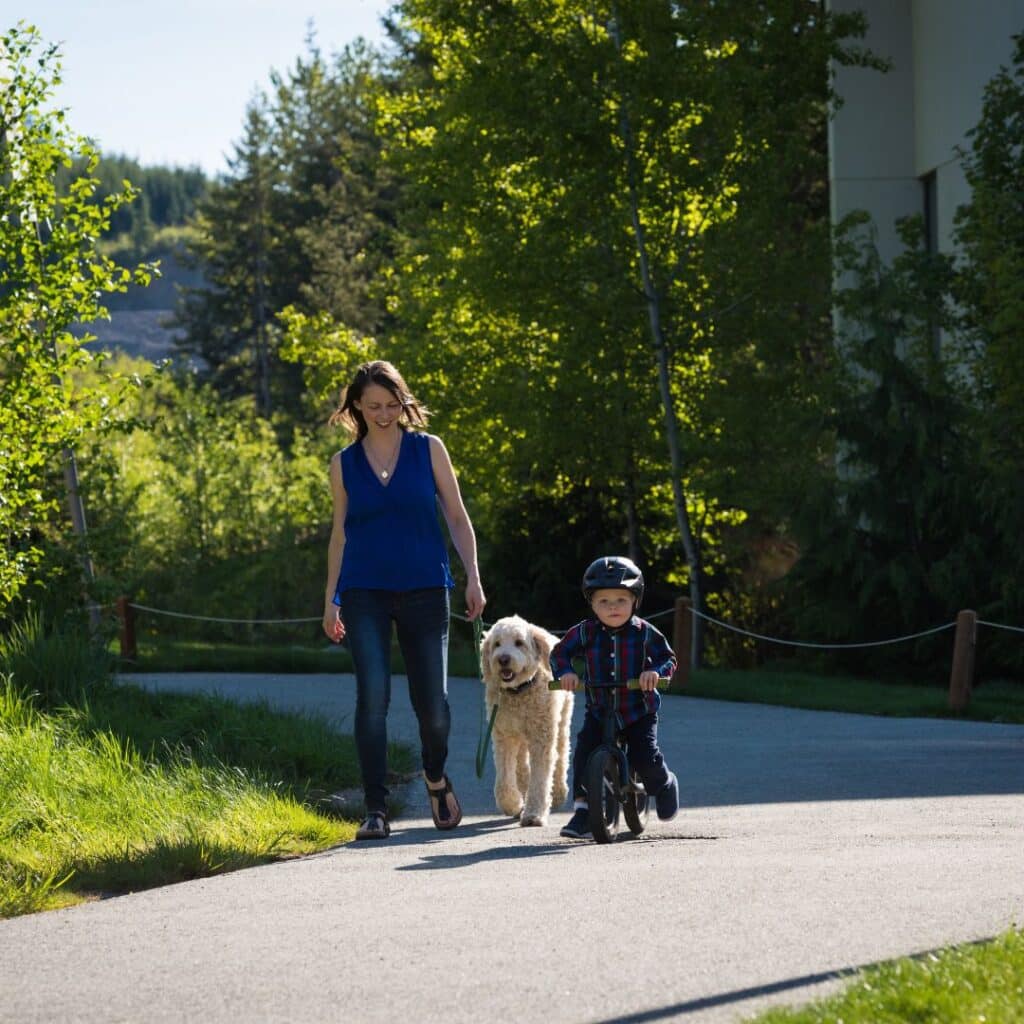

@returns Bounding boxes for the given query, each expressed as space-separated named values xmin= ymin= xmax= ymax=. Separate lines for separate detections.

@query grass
xmin=747 ymin=927 xmax=1024 ymax=1023
xmin=679 ymin=667 xmax=1024 ymax=724
xmin=123 ymin=632 xmax=484 ymax=677
xmin=0 ymin=676 xmax=416 ymax=919
xmin=125 ymin=635 xmax=1024 ymax=723
xmin=122 ymin=639 xmax=354 ymax=673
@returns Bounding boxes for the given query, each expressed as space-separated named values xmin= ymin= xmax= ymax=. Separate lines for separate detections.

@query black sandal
xmin=425 ymin=775 xmax=463 ymax=830
xmin=355 ymin=811 xmax=390 ymax=840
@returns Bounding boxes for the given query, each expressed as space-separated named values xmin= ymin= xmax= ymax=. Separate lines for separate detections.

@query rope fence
xmin=978 ymin=619 xmax=1024 ymax=636
xmin=689 ymin=607 xmax=957 ymax=651
xmin=115 ymin=597 xmax=1021 ymax=713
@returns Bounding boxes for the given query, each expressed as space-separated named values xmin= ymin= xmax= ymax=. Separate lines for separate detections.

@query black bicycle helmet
xmin=581 ymin=555 xmax=644 ymax=609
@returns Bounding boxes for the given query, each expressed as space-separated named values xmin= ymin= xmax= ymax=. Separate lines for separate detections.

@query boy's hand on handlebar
xmin=637 ymin=670 xmax=660 ymax=692
xmin=559 ymin=672 xmax=580 ymax=692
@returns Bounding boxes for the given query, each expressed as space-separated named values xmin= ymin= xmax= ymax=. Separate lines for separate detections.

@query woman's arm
xmin=429 ymin=435 xmax=486 ymax=621
xmin=322 ymin=452 xmax=348 ymax=641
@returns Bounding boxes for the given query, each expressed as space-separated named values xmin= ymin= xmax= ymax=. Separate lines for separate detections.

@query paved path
xmin=2 ymin=671 xmax=1023 ymax=1024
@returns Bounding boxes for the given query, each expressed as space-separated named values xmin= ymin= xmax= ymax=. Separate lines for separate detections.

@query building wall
xmin=827 ymin=0 xmax=1024 ymax=260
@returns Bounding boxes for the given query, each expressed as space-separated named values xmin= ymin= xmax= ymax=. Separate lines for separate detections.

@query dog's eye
xmin=514 ymin=639 xmax=525 ymax=647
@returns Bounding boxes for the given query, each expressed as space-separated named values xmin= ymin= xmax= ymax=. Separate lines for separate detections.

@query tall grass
xmin=0 ymin=613 xmax=416 ymax=919
xmin=0 ymin=678 xmax=354 ymax=918
xmin=0 ymin=610 xmax=109 ymax=707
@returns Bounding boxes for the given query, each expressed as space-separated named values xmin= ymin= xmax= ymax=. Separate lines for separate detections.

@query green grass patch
xmin=0 ymin=678 xmax=414 ymax=919
xmin=123 ymin=639 xmax=354 ymax=674
xmin=123 ymin=633 xmax=483 ymax=678
xmin=680 ymin=668 xmax=1024 ymax=723
xmin=748 ymin=927 xmax=1024 ymax=1023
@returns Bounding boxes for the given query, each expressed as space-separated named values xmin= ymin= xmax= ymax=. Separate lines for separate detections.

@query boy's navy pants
xmin=571 ymin=710 xmax=670 ymax=802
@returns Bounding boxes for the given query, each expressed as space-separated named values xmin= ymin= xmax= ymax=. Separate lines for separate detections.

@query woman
xmin=322 ymin=360 xmax=486 ymax=839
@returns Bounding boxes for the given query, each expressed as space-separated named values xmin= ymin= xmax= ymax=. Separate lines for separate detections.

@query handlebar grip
xmin=547 ymin=677 xmax=672 ymax=691
xmin=628 ymin=677 xmax=672 ymax=690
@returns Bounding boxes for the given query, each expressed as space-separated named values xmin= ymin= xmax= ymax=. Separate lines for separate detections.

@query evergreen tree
xmin=174 ymin=34 xmax=396 ymax=422
xmin=174 ymin=96 xmax=281 ymax=415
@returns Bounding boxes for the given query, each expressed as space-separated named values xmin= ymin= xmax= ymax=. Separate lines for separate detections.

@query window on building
xmin=921 ymin=170 xmax=938 ymax=255
xmin=921 ymin=170 xmax=941 ymax=355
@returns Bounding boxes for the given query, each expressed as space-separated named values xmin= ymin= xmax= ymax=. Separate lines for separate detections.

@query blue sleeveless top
xmin=335 ymin=430 xmax=455 ymax=599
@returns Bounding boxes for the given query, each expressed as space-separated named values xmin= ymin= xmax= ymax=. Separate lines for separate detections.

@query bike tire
xmin=586 ymin=746 xmax=621 ymax=844
xmin=622 ymin=772 xmax=649 ymax=835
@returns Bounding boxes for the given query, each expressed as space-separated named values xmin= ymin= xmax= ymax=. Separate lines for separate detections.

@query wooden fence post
xmin=948 ymin=608 xmax=977 ymax=713
xmin=671 ymin=597 xmax=692 ymax=690
xmin=116 ymin=597 xmax=137 ymax=662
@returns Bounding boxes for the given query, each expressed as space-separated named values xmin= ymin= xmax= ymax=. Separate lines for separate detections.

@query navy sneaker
xmin=655 ymin=772 xmax=679 ymax=821
xmin=560 ymin=807 xmax=592 ymax=839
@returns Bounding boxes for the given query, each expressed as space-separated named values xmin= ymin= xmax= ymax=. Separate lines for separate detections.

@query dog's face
xmin=481 ymin=615 xmax=555 ymax=690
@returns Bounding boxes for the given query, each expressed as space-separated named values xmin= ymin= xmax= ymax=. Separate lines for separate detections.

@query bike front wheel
xmin=622 ymin=772 xmax=649 ymax=835
xmin=585 ymin=746 xmax=621 ymax=844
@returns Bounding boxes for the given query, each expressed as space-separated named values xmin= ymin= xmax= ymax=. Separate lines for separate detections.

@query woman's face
xmin=355 ymin=383 xmax=403 ymax=431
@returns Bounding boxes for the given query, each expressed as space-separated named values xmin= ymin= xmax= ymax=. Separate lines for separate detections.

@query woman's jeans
xmin=341 ymin=587 xmax=451 ymax=814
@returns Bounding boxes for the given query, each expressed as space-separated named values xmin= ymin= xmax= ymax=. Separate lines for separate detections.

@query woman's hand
xmin=323 ymin=605 xmax=345 ymax=643
xmin=464 ymin=578 xmax=486 ymax=621
xmin=559 ymin=672 xmax=580 ymax=692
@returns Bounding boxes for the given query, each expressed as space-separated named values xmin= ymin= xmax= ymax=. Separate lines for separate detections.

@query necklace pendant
xmin=380 ymin=470 xmax=388 ymax=478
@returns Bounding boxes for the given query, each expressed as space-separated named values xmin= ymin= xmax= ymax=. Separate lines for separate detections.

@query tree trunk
xmin=253 ymin=167 xmax=272 ymax=419
xmin=62 ymin=447 xmax=100 ymax=631
xmin=623 ymin=464 xmax=641 ymax=564
xmin=612 ymin=13 xmax=706 ymax=665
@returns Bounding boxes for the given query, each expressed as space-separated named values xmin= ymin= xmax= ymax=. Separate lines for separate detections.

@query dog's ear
xmin=530 ymin=624 xmax=556 ymax=664
xmin=479 ymin=626 xmax=495 ymax=684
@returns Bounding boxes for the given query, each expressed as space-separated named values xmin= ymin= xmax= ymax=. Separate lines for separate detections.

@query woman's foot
xmin=424 ymin=773 xmax=463 ymax=830
xmin=355 ymin=811 xmax=390 ymax=840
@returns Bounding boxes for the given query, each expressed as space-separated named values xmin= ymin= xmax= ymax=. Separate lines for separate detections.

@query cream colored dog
xmin=480 ymin=615 xmax=574 ymax=826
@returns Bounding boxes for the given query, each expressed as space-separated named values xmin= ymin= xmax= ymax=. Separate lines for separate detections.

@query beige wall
xmin=828 ymin=0 xmax=1024 ymax=259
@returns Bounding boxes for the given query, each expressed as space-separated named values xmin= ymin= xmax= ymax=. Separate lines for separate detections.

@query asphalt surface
xmin=2 ymin=670 xmax=1023 ymax=1024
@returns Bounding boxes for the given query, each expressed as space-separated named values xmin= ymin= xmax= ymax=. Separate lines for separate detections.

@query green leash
xmin=473 ymin=617 xmax=498 ymax=778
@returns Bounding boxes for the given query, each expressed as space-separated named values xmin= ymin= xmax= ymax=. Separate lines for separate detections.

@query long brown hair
xmin=329 ymin=360 xmax=431 ymax=439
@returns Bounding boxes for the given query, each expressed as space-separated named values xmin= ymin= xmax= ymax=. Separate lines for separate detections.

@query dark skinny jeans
xmin=571 ymin=708 xmax=670 ymax=803
xmin=341 ymin=587 xmax=451 ymax=815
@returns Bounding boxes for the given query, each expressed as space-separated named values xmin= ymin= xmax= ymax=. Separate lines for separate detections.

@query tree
xmin=0 ymin=23 xmax=154 ymax=612
xmin=954 ymin=32 xmax=1024 ymax=464
xmin=377 ymin=0 xmax=869 ymax=662
xmin=175 ymin=34 xmax=397 ymax=424
xmin=785 ymin=217 xmax=987 ymax=668
xmin=174 ymin=95 xmax=280 ymax=415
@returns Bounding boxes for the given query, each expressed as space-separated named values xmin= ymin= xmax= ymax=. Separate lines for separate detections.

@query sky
xmin=16 ymin=1 xmax=394 ymax=176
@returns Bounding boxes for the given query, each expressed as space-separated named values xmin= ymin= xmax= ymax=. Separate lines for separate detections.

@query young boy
xmin=550 ymin=555 xmax=679 ymax=839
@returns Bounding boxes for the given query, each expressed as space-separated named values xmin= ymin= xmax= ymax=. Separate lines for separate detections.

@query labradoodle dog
xmin=480 ymin=615 xmax=574 ymax=826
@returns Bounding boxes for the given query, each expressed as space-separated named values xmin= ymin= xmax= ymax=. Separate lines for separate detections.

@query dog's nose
xmin=497 ymin=654 xmax=510 ymax=666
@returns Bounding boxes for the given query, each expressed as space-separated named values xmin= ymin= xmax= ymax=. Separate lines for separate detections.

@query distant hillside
xmin=65 ymin=155 xmax=210 ymax=362
xmin=82 ymin=234 xmax=205 ymax=362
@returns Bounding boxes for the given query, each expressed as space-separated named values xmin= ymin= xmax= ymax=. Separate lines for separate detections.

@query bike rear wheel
xmin=586 ymin=746 xmax=621 ymax=844
xmin=622 ymin=772 xmax=649 ymax=835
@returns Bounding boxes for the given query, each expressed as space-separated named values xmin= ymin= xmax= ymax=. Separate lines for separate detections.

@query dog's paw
xmin=520 ymin=814 xmax=546 ymax=827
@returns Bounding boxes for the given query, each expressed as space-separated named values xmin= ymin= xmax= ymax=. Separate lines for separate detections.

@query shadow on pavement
xmin=394 ymin=844 xmax=573 ymax=870
xmin=588 ymin=935 xmax=997 ymax=1023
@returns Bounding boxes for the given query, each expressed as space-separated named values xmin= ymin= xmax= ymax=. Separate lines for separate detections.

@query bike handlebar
xmin=547 ymin=677 xmax=671 ymax=691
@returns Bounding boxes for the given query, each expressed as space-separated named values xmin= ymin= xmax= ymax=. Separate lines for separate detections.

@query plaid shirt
xmin=550 ymin=615 xmax=677 ymax=726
